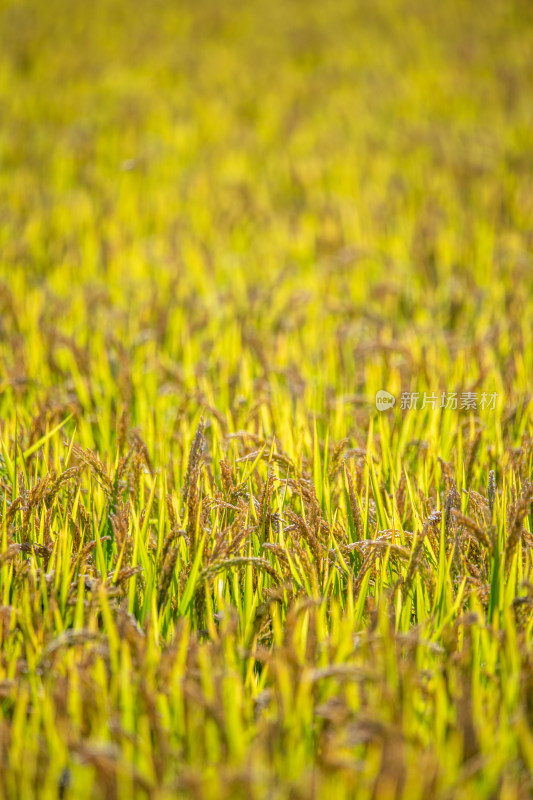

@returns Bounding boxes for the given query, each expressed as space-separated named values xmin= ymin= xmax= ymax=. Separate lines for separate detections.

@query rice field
xmin=1 ymin=0 xmax=533 ymax=797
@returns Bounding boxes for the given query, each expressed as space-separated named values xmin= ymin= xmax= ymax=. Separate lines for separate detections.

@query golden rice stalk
xmin=488 ymin=469 xmax=496 ymax=517
xmin=262 ymin=542 xmax=291 ymax=569
xmin=452 ymin=510 xmax=493 ymax=554
xmin=395 ymin=471 xmax=406 ymax=523
xmin=157 ymin=547 xmax=178 ymax=607
xmin=109 ymin=500 xmax=130 ymax=550
xmin=328 ymin=437 xmax=349 ymax=481
xmin=346 ymin=467 xmax=364 ymax=540
xmin=200 ymin=556 xmax=282 ymax=584
xmin=131 ymin=430 xmax=154 ymax=477
xmin=285 ymin=509 xmax=322 ymax=567
xmin=438 ymin=457 xmax=455 ymax=495
xmin=403 ymin=520 xmax=430 ymax=591
xmin=352 ymin=548 xmax=378 ymax=600
xmin=116 ymin=406 xmax=129 ymax=455
xmin=72 ymin=444 xmax=114 ymax=497
xmin=505 ymin=480 xmax=533 ymax=566
xmin=184 ymin=418 xmax=205 ymax=556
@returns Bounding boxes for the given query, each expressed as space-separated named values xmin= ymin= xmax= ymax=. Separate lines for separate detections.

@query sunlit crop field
xmin=1 ymin=0 xmax=533 ymax=798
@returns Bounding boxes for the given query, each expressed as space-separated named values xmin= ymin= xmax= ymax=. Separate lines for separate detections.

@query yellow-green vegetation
xmin=1 ymin=0 xmax=533 ymax=797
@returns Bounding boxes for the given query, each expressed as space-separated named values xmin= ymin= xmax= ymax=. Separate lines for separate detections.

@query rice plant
xmin=1 ymin=0 xmax=533 ymax=797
